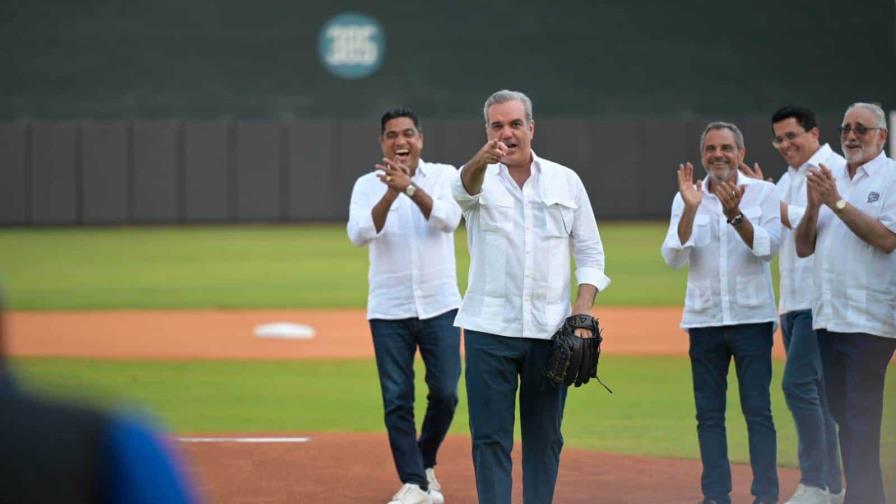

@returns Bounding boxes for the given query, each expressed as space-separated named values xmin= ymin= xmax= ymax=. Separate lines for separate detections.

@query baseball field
xmin=1 ymin=223 xmax=893 ymax=503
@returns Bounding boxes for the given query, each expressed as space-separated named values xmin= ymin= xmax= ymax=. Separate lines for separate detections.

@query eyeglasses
xmin=771 ymin=131 xmax=803 ymax=147
xmin=838 ymin=124 xmax=883 ymax=137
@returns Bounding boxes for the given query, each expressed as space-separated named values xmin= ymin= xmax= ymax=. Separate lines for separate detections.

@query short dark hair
xmin=771 ymin=105 xmax=817 ymax=132
xmin=380 ymin=108 xmax=420 ymax=134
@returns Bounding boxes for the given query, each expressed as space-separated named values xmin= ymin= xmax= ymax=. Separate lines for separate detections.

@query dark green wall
xmin=2 ymin=0 xmax=894 ymax=120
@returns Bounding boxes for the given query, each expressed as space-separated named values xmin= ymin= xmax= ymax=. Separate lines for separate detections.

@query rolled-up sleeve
xmin=346 ymin=178 xmax=382 ymax=247
xmin=570 ymin=175 xmax=611 ymax=292
xmin=749 ymin=184 xmax=782 ymax=260
xmin=775 ymin=172 xmax=806 ymax=227
xmin=427 ymin=171 xmax=463 ymax=232
xmin=451 ymin=168 xmax=481 ymax=212
xmin=661 ymin=194 xmax=694 ymax=270
xmin=880 ymin=185 xmax=896 ymax=234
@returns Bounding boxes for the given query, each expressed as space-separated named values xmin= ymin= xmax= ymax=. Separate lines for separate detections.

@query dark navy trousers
xmin=464 ymin=330 xmax=567 ymax=504
xmin=688 ymin=323 xmax=779 ymax=504
xmin=370 ymin=309 xmax=461 ymax=490
xmin=817 ymin=330 xmax=896 ymax=504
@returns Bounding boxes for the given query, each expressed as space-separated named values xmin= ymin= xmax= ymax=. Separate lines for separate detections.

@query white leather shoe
xmin=784 ymin=484 xmax=829 ymax=504
xmin=387 ymin=483 xmax=432 ymax=504
xmin=426 ymin=468 xmax=444 ymax=504
xmin=828 ymin=488 xmax=845 ymax=504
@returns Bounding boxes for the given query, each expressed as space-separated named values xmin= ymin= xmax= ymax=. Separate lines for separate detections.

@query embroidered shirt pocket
xmin=479 ymin=192 xmax=514 ymax=233
xmin=693 ymin=214 xmax=711 ymax=247
xmin=543 ymin=198 xmax=577 ymax=238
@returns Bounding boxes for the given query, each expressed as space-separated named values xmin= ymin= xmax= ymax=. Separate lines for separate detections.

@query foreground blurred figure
xmin=0 ymin=296 xmax=200 ymax=504
xmin=347 ymin=108 xmax=463 ymax=504
xmin=662 ymin=122 xmax=781 ymax=504
xmin=794 ymin=102 xmax=896 ymax=504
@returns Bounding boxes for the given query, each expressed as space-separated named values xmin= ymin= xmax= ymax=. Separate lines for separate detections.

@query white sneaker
xmin=784 ymin=484 xmax=829 ymax=504
xmin=388 ymin=483 xmax=432 ymax=504
xmin=828 ymin=488 xmax=845 ymax=504
xmin=426 ymin=468 xmax=444 ymax=504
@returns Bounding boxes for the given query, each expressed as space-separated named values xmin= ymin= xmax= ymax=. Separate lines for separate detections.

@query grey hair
xmin=700 ymin=121 xmax=745 ymax=151
xmin=483 ymin=90 xmax=534 ymax=125
xmin=845 ymin=102 xmax=888 ymax=129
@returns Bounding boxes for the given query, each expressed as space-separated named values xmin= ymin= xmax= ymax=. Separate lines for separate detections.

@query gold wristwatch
xmin=834 ymin=199 xmax=847 ymax=212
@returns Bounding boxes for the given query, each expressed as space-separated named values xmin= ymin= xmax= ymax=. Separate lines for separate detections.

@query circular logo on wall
xmin=317 ymin=13 xmax=385 ymax=79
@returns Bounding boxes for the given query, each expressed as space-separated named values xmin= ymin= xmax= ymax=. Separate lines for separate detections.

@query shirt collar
xmin=413 ymin=160 xmax=429 ymax=178
xmin=495 ymin=151 xmax=540 ymax=176
xmin=701 ymin=168 xmax=752 ymax=194
xmin=791 ymin=143 xmax=833 ymax=173
xmin=855 ymin=150 xmax=887 ymax=178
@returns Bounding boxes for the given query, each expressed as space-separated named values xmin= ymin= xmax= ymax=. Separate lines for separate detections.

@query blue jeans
xmin=817 ymin=330 xmax=896 ymax=504
xmin=464 ymin=330 xmax=567 ymax=504
xmin=689 ymin=323 xmax=778 ymax=504
xmin=369 ymin=309 xmax=461 ymax=490
xmin=780 ymin=310 xmax=842 ymax=493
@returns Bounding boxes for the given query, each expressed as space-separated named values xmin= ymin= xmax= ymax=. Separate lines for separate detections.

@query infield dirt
xmin=8 ymin=307 xmax=799 ymax=503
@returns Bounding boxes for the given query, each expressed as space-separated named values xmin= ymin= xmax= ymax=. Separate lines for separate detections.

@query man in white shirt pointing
xmin=452 ymin=90 xmax=610 ymax=504
xmin=661 ymin=122 xmax=781 ymax=504
xmin=347 ymin=108 xmax=463 ymax=504
xmin=795 ymin=102 xmax=896 ymax=504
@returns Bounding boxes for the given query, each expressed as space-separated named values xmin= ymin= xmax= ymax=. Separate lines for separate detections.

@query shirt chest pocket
xmin=853 ymin=192 xmax=884 ymax=218
xmin=543 ymin=198 xmax=577 ymax=238
xmin=479 ymin=192 xmax=514 ymax=233
xmin=693 ymin=214 xmax=711 ymax=247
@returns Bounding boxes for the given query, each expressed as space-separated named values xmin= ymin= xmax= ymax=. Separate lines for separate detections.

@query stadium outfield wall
xmin=0 ymin=115 xmax=858 ymax=225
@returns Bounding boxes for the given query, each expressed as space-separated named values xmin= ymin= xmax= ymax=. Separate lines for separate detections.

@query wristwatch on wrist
xmin=834 ymin=199 xmax=847 ymax=212
xmin=404 ymin=182 xmax=417 ymax=197
xmin=727 ymin=212 xmax=745 ymax=227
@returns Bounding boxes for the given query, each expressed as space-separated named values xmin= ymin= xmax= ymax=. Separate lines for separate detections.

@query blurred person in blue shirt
xmin=0 ymin=295 xmax=201 ymax=504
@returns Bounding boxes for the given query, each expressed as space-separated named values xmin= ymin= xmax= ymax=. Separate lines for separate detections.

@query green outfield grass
xmin=5 ymin=223 xmax=895 ymax=497
xmin=11 ymin=355 xmax=896 ymax=475
xmin=8 ymin=356 xmax=788 ymax=462
xmin=0 ymin=223 xmax=709 ymax=310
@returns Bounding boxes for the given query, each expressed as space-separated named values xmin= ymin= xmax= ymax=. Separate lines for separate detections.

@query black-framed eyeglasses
xmin=771 ymin=131 xmax=803 ymax=147
xmin=838 ymin=124 xmax=883 ymax=137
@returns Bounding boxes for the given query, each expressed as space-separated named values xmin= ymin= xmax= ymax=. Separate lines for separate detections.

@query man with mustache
xmin=741 ymin=106 xmax=845 ymax=504
xmin=662 ymin=122 xmax=781 ymax=504
xmin=347 ymin=108 xmax=463 ymax=504
xmin=452 ymin=89 xmax=610 ymax=504
xmin=794 ymin=102 xmax=896 ymax=504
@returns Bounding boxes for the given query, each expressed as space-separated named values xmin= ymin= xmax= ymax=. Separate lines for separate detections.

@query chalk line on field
xmin=177 ymin=436 xmax=311 ymax=443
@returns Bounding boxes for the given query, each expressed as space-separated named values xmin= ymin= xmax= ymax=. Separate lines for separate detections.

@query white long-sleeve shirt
xmin=811 ymin=151 xmax=896 ymax=339
xmin=661 ymin=172 xmax=782 ymax=329
xmin=451 ymin=152 xmax=610 ymax=340
xmin=347 ymin=160 xmax=462 ymax=320
xmin=775 ymin=144 xmax=846 ymax=313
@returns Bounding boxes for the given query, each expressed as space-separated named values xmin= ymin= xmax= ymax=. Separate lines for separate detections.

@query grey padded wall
xmin=0 ymin=123 xmax=27 ymax=224
xmin=0 ymin=115 xmax=862 ymax=225
xmin=335 ymin=121 xmax=381 ymax=219
xmin=82 ymin=122 xmax=128 ymax=223
xmin=289 ymin=121 xmax=337 ymax=221
xmin=235 ymin=122 xmax=281 ymax=221
xmin=31 ymin=123 xmax=78 ymax=224
xmin=184 ymin=122 xmax=230 ymax=221
xmin=133 ymin=121 xmax=180 ymax=222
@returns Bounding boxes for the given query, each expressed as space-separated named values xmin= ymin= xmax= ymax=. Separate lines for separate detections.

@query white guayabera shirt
xmin=662 ymin=172 xmax=782 ymax=329
xmin=811 ymin=151 xmax=896 ymax=339
xmin=775 ymin=143 xmax=847 ymax=314
xmin=347 ymin=160 xmax=462 ymax=320
xmin=451 ymin=152 xmax=611 ymax=340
